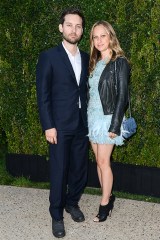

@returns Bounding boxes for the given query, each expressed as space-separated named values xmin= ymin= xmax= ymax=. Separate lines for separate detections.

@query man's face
xmin=59 ymin=14 xmax=83 ymax=44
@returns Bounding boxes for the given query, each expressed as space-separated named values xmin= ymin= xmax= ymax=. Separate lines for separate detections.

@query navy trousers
xmin=49 ymin=112 xmax=89 ymax=220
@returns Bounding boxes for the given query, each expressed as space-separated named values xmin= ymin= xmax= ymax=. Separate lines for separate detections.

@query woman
xmin=87 ymin=21 xmax=130 ymax=222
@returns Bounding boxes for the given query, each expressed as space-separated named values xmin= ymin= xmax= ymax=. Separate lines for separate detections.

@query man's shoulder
xmin=80 ymin=50 xmax=89 ymax=62
xmin=80 ymin=49 xmax=89 ymax=57
xmin=40 ymin=45 xmax=59 ymax=56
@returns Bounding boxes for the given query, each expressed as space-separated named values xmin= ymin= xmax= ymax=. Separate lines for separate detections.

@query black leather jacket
xmin=98 ymin=57 xmax=130 ymax=135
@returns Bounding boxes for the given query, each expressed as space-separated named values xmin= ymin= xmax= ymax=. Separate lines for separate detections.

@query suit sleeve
xmin=36 ymin=52 xmax=55 ymax=131
xmin=109 ymin=58 xmax=130 ymax=135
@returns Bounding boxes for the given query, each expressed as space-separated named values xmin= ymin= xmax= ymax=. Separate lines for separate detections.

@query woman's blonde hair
xmin=89 ymin=21 xmax=125 ymax=74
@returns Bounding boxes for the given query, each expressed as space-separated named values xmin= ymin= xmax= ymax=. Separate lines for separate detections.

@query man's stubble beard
xmin=62 ymin=33 xmax=82 ymax=45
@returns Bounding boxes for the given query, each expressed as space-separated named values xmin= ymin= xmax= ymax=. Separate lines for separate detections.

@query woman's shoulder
xmin=116 ymin=56 xmax=129 ymax=63
xmin=115 ymin=56 xmax=130 ymax=71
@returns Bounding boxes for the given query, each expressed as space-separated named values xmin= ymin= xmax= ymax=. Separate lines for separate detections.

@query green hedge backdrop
xmin=0 ymin=0 xmax=160 ymax=167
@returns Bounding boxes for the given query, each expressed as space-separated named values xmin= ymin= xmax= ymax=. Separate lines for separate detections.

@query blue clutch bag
xmin=122 ymin=117 xmax=137 ymax=139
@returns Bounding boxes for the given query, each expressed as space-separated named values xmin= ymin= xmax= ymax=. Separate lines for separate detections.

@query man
xmin=36 ymin=7 xmax=89 ymax=238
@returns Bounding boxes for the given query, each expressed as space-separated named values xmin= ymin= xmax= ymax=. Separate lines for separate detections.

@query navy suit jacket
xmin=36 ymin=43 xmax=89 ymax=132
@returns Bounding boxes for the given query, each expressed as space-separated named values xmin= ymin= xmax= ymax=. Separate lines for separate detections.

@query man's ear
xmin=59 ymin=24 xmax=63 ymax=33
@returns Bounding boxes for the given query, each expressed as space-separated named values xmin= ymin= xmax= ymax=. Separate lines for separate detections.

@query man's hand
xmin=45 ymin=128 xmax=57 ymax=144
xmin=108 ymin=132 xmax=117 ymax=139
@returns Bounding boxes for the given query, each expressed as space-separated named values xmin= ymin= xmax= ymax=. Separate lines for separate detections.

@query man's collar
xmin=62 ymin=42 xmax=80 ymax=56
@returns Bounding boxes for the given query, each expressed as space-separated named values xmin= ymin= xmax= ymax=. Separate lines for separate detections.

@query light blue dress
xmin=87 ymin=59 xmax=124 ymax=145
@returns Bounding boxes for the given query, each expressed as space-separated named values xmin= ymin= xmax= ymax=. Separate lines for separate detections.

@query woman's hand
xmin=108 ymin=132 xmax=117 ymax=139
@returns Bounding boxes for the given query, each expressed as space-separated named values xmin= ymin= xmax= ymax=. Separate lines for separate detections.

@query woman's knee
xmin=97 ymin=157 xmax=110 ymax=169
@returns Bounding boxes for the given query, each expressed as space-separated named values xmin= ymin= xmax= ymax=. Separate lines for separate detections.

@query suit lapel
xmin=58 ymin=43 xmax=77 ymax=83
xmin=79 ymin=51 xmax=85 ymax=86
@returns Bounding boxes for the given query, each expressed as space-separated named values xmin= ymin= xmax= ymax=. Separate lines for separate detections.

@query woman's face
xmin=92 ymin=24 xmax=111 ymax=53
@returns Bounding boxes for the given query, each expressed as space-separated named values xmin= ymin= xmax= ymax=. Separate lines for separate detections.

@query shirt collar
xmin=62 ymin=42 xmax=80 ymax=57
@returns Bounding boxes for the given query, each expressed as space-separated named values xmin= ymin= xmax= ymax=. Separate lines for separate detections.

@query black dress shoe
xmin=65 ymin=205 xmax=85 ymax=222
xmin=52 ymin=219 xmax=65 ymax=238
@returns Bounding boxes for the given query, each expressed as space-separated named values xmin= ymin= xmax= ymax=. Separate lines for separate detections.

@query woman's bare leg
xmin=91 ymin=142 xmax=102 ymax=187
xmin=97 ymin=144 xmax=114 ymax=205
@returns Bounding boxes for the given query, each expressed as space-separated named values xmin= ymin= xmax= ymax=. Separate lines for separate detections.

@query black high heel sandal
xmin=93 ymin=194 xmax=115 ymax=222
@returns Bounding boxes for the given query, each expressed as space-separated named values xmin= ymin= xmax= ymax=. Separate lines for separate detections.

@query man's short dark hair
xmin=59 ymin=7 xmax=85 ymax=29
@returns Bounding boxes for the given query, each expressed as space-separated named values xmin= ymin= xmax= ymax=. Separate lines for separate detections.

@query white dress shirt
xmin=62 ymin=42 xmax=82 ymax=107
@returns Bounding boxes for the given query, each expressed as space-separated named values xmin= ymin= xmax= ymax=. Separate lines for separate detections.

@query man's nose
xmin=71 ymin=26 xmax=76 ymax=32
